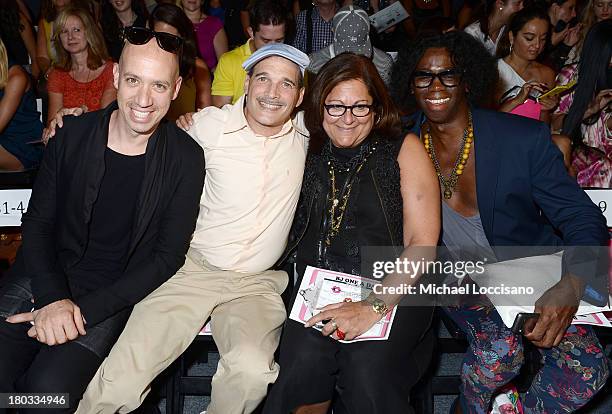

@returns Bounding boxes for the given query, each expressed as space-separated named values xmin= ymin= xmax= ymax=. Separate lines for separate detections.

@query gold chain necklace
xmin=325 ymin=142 xmax=377 ymax=246
xmin=422 ymin=112 xmax=474 ymax=199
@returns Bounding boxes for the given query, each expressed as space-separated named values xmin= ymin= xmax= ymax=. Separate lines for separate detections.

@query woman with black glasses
xmin=263 ymin=53 xmax=440 ymax=414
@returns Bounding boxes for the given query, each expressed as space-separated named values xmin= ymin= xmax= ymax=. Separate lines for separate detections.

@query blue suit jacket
xmin=412 ymin=108 xmax=609 ymax=301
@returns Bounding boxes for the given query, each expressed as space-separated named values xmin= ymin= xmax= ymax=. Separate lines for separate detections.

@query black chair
xmin=168 ymin=334 xmax=217 ymax=413
xmin=412 ymin=308 xmax=468 ymax=414
xmin=0 ymin=169 xmax=38 ymax=190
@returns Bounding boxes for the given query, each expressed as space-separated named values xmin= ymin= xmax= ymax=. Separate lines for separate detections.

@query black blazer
xmin=12 ymin=102 xmax=205 ymax=327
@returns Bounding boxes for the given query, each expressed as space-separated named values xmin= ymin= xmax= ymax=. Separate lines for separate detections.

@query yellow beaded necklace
xmin=422 ymin=112 xmax=474 ymax=199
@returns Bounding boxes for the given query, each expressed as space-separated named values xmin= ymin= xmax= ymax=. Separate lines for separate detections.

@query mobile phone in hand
xmin=511 ymin=312 xmax=540 ymax=335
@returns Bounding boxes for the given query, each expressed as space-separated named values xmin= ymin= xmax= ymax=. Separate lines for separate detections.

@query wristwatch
xmin=365 ymin=294 xmax=389 ymax=316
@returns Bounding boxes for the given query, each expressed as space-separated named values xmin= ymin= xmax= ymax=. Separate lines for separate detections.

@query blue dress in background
xmin=0 ymin=64 xmax=44 ymax=169
xmin=206 ymin=5 xmax=225 ymax=22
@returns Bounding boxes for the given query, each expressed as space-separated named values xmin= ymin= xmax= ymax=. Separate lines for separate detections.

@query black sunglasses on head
xmin=121 ymin=26 xmax=183 ymax=55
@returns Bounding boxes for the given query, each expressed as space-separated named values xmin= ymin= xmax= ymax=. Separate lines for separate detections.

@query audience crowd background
xmin=0 ymin=0 xmax=610 ymax=413
xmin=0 ymin=0 xmax=609 ymax=189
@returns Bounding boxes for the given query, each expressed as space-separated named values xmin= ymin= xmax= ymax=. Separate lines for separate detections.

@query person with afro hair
xmin=391 ymin=31 xmax=609 ymax=414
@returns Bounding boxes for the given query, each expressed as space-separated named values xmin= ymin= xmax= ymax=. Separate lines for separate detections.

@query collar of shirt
xmin=223 ymin=95 xmax=309 ymax=139
xmin=240 ymin=39 xmax=254 ymax=57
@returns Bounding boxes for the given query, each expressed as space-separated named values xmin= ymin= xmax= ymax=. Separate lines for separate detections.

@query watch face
xmin=370 ymin=298 xmax=387 ymax=314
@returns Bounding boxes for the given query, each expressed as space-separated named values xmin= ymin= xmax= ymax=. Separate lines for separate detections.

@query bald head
xmin=119 ymin=39 xmax=180 ymax=81
xmin=112 ymin=38 xmax=183 ymax=138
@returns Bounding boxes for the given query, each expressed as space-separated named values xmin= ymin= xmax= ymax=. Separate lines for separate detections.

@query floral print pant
xmin=444 ymin=305 xmax=610 ymax=413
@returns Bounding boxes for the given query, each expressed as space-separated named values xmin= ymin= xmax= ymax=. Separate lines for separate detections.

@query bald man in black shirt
xmin=0 ymin=31 xmax=205 ymax=412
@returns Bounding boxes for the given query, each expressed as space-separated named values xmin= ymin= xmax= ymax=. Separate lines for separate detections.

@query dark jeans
xmin=0 ymin=318 xmax=102 ymax=414
xmin=0 ymin=275 xmax=128 ymax=414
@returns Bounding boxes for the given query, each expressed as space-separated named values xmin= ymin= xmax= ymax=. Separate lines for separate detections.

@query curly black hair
xmin=390 ymin=31 xmax=498 ymax=115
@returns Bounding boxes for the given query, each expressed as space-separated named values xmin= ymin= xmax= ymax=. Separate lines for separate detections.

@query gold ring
xmin=330 ymin=319 xmax=338 ymax=330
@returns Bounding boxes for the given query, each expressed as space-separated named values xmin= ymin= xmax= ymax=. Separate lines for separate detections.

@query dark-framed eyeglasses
xmin=324 ymin=104 xmax=373 ymax=117
xmin=412 ymin=69 xmax=464 ymax=88
xmin=121 ymin=26 xmax=183 ymax=55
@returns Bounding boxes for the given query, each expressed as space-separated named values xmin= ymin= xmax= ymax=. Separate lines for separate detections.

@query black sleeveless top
xmin=284 ymin=135 xmax=405 ymax=280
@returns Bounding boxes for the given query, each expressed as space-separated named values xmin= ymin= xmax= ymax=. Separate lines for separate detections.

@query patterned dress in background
xmin=47 ymin=61 xmax=115 ymax=112
xmin=555 ymin=64 xmax=612 ymax=188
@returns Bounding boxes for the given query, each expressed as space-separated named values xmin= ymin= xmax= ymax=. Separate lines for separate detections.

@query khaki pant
xmin=76 ymin=248 xmax=288 ymax=414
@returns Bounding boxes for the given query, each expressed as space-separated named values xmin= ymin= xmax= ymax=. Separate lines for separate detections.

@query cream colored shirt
xmin=189 ymin=95 xmax=309 ymax=273
xmin=464 ymin=21 xmax=504 ymax=56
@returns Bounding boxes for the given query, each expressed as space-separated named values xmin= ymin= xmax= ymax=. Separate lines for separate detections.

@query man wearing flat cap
xmin=77 ymin=43 xmax=310 ymax=414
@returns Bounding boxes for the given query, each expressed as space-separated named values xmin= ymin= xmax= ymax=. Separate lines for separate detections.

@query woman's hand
xmin=516 ymin=81 xmax=547 ymax=103
xmin=500 ymin=81 xmax=547 ymax=113
xmin=538 ymin=92 xmax=560 ymax=112
xmin=304 ymin=300 xmax=383 ymax=341
xmin=563 ymin=24 xmax=582 ymax=47
xmin=584 ymin=89 xmax=612 ymax=120
xmin=551 ymin=25 xmax=569 ymax=46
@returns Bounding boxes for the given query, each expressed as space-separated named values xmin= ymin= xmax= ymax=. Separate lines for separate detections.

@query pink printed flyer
xmin=289 ymin=266 xmax=397 ymax=343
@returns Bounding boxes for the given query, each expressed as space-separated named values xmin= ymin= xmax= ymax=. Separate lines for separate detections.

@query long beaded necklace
xmin=324 ymin=140 xmax=377 ymax=246
xmin=422 ymin=112 xmax=474 ymax=199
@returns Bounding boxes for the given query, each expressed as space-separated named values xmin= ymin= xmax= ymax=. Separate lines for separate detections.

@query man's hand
xmin=42 ymin=105 xmax=88 ymax=144
xmin=176 ymin=112 xmax=195 ymax=131
xmin=524 ymin=275 xmax=583 ymax=348
xmin=6 ymin=299 xmax=86 ymax=345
